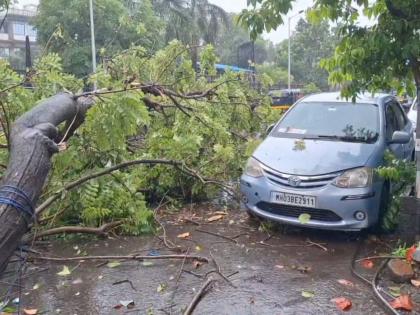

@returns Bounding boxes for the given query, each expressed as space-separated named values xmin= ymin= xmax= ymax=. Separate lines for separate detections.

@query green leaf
xmin=298 ymin=213 xmax=311 ymax=224
xmin=57 ymin=265 xmax=72 ymax=276
xmin=2 ymin=306 xmax=17 ymax=313
xmin=107 ymin=261 xmax=121 ymax=268
xmin=301 ymin=290 xmax=315 ymax=298
xmin=157 ymin=283 xmax=167 ymax=293
xmin=142 ymin=261 xmax=154 ymax=267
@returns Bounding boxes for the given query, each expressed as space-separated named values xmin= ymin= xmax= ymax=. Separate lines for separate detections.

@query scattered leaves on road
xmin=331 ymin=297 xmax=352 ymax=311
xmin=32 ymin=283 xmax=40 ymax=290
xmin=177 ymin=232 xmax=190 ymax=239
xmin=389 ymin=294 xmax=413 ymax=311
xmin=275 ymin=265 xmax=284 ymax=270
xmin=337 ymin=279 xmax=354 ymax=287
xmin=107 ymin=261 xmax=121 ymax=268
xmin=410 ymin=279 xmax=420 ymax=287
xmin=360 ymin=259 xmax=374 ymax=269
xmin=406 ymin=245 xmax=417 ymax=262
xmin=388 ymin=286 xmax=401 ymax=297
xmin=114 ymin=300 xmax=135 ymax=309
xmin=57 ymin=266 xmax=71 ymax=276
xmin=301 ymin=290 xmax=315 ymax=298
xmin=298 ymin=213 xmax=311 ymax=224
xmin=157 ymin=283 xmax=167 ymax=293
xmin=207 ymin=214 xmax=224 ymax=222
xmin=23 ymin=309 xmax=38 ymax=315
xmin=142 ymin=261 xmax=154 ymax=267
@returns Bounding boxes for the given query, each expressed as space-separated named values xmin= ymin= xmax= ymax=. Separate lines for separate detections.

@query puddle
xmin=0 ymin=205 xmax=396 ymax=314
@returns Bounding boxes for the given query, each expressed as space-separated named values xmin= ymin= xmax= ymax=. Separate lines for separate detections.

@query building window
xmin=26 ymin=24 xmax=37 ymax=37
xmin=13 ymin=23 xmax=25 ymax=35
xmin=0 ymin=47 xmax=10 ymax=58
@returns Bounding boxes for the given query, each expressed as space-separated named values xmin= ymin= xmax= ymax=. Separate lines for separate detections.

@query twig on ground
xmin=182 ymin=269 xmax=204 ymax=278
xmin=31 ymin=221 xmax=123 ymax=239
xmin=195 ymin=229 xmax=237 ymax=244
xmin=355 ymin=255 xmax=401 ymax=263
xmin=306 ymin=239 xmax=328 ymax=252
xmin=30 ymin=254 xmax=209 ymax=263
xmin=231 ymin=233 xmax=249 ymax=240
xmin=208 ymin=252 xmax=236 ymax=288
xmin=176 ymin=247 xmax=190 ymax=284
xmin=112 ymin=279 xmax=137 ymax=291
xmin=183 ymin=218 xmax=200 ymax=226
xmin=183 ymin=277 xmax=215 ymax=315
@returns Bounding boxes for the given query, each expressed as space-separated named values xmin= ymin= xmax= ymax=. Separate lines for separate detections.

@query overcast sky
xmin=208 ymin=0 xmax=314 ymax=43
xmin=16 ymin=0 xmax=314 ymax=43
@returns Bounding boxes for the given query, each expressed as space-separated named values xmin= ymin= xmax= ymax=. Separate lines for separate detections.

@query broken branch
xmin=30 ymin=254 xmax=209 ymax=263
xmin=183 ymin=277 xmax=215 ymax=315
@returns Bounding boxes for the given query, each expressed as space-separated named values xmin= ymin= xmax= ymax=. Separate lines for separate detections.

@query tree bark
xmin=0 ymin=93 xmax=92 ymax=274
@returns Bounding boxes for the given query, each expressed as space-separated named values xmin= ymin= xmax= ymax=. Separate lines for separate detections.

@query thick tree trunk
xmin=0 ymin=93 xmax=91 ymax=274
xmin=415 ymin=84 xmax=420 ymax=198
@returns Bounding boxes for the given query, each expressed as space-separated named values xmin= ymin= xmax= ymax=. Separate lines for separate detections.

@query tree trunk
xmin=0 ymin=93 xmax=91 ymax=274
xmin=415 ymin=82 xmax=420 ymax=198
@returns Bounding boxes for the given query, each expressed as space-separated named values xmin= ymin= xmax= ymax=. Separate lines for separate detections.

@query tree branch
xmin=30 ymin=253 xmax=209 ymax=263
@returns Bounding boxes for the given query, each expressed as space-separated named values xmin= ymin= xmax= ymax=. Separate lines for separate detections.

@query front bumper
xmin=240 ymin=174 xmax=383 ymax=231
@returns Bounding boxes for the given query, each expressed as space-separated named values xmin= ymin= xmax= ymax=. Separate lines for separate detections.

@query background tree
xmin=275 ymin=18 xmax=339 ymax=90
xmin=34 ymin=0 xmax=164 ymax=77
xmin=152 ymin=0 xmax=229 ymax=68
xmin=239 ymin=0 xmax=420 ymax=198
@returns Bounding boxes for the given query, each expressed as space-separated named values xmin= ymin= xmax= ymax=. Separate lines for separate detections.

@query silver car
xmin=408 ymin=97 xmax=417 ymax=136
xmin=241 ymin=92 xmax=415 ymax=231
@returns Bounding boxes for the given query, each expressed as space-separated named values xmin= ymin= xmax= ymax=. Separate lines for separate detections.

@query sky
xmin=208 ymin=0 xmax=314 ymax=43
xmin=16 ymin=0 xmax=315 ymax=43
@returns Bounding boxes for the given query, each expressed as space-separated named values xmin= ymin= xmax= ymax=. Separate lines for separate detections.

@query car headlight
xmin=332 ymin=167 xmax=373 ymax=188
xmin=244 ymin=157 xmax=263 ymax=177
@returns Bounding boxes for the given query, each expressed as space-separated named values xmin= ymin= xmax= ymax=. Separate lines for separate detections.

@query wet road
xmin=0 ymin=205 xmax=399 ymax=314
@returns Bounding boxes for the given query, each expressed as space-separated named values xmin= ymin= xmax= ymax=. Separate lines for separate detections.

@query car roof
xmin=300 ymin=92 xmax=392 ymax=104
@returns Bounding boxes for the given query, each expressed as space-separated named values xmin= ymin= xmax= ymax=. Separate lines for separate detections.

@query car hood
xmin=253 ymin=136 xmax=378 ymax=176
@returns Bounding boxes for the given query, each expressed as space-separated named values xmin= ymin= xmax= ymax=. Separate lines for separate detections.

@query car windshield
xmin=273 ymin=102 xmax=379 ymax=143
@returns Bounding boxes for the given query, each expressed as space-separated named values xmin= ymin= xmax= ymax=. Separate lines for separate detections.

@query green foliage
xmin=377 ymin=151 xmax=416 ymax=232
xmin=154 ymin=0 xmax=229 ymax=46
xmin=240 ymin=0 xmax=420 ymax=96
xmin=34 ymin=0 xmax=164 ymax=77
xmin=256 ymin=63 xmax=288 ymax=86
xmin=392 ymin=243 xmax=409 ymax=258
xmin=0 ymin=40 xmax=274 ymax=235
xmin=275 ymin=19 xmax=339 ymax=90
xmin=302 ymin=83 xmax=321 ymax=94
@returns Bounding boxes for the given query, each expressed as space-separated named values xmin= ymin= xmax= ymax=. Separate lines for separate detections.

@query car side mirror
xmin=389 ymin=131 xmax=410 ymax=144
xmin=266 ymin=124 xmax=275 ymax=135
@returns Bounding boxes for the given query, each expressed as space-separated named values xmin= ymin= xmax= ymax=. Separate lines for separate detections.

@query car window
xmin=273 ymin=102 xmax=379 ymax=143
xmin=385 ymin=103 xmax=399 ymax=139
xmin=391 ymin=102 xmax=407 ymax=128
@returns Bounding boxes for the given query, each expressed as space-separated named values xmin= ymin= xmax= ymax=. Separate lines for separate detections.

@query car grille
xmin=261 ymin=166 xmax=340 ymax=189
xmin=256 ymin=201 xmax=342 ymax=222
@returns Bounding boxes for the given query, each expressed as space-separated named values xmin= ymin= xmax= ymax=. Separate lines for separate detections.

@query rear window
xmin=273 ymin=102 xmax=379 ymax=143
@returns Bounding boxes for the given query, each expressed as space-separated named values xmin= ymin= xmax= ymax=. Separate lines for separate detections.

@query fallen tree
xmin=0 ymin=42 xmax=275 ymax=276
xmin=0 ymin=93 xmax=92 ymax=273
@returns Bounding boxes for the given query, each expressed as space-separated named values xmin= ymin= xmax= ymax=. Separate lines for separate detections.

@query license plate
xmin=270 ymin=191 xmax=317 ymax=208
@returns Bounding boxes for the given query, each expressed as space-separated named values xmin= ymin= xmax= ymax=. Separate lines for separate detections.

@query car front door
xmin=385 ymin=100 xmax=405 ymax=159
xmin=391 ymin=101 xmax=414 ymax=160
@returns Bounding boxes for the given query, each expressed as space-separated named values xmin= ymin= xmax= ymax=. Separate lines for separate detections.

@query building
xmin=0 ymin=5 xmax=38 ymax=71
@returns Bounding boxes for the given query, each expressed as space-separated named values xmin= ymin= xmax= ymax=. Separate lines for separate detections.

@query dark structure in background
xmin=0 ymin=5 xmax=38 ymax=72
xmin=237 ymin=41 xmax=255 ymax=70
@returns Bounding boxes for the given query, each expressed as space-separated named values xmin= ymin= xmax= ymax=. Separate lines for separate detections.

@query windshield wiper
xmin=311 ymin=135 xmax=376 ymax=143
